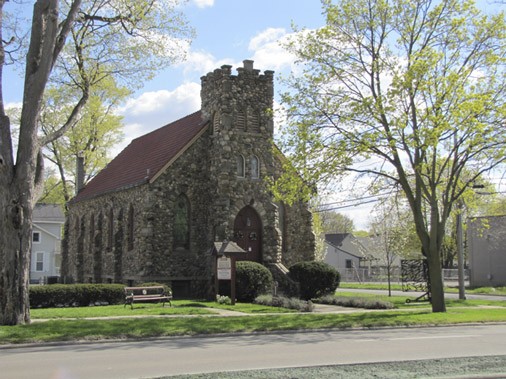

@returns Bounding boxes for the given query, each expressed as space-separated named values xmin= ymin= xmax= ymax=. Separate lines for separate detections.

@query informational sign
xmin=217 ymin=257 xmax=232 ymax=280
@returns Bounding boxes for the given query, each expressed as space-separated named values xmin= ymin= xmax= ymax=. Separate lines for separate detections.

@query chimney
xmin=76 ymin=152 xmax=85 ymax=195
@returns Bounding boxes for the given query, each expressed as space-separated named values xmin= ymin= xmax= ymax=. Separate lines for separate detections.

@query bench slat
xmin=124 ymin=286 xmax=172 ymax=309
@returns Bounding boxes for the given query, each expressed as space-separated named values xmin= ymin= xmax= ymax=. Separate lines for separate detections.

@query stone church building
xmin=62 ymin=61 xmax=315 ymax=298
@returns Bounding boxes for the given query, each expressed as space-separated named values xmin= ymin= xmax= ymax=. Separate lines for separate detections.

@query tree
xmin=319 ymin=210 xmax=355 ymax=233
xmin=40 ymin=84 xmax=126 ymax=206
xmin=0 ymin=0 xmax=193 ymax=325
xmin=369 ymin=198 xmax=421 ymax=295
xmin=277 ymin=0 xmax=506 ymax=312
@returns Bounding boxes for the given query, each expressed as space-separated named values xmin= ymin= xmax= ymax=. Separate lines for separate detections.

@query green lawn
xmin=0 ymin=295 xmax=504 ymax=345
xmin=335 ymin=290 xmax=506 ymax=309
xmin=30 ymin=300 xmax=292 ymax=319
xmin=339 ymin=282 xmax=506 ymax=296
xmin=1 ymin=306 xmax=505 ymax=345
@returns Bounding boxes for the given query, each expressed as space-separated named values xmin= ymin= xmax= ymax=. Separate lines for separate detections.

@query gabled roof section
xmin=325 ymin=233 xmax=350 ymax=247
xmin=73 ymin=111 xmax=207 ymax=202
xmin=325 ymin=233 xmax=370 ymax=260
xmin=33 ymin=204 xmax=64 ymax=223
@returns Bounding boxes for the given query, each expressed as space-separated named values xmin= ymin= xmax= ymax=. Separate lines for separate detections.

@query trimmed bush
xmin=254 ymin=294 xmax=314 ymax=312
xmin=289 ymin=261 xmax=340 ymax=300
xmin=316 ymin=294 xmax=394 ymax=309
xmin=236 ymin=261 xmax=274 ymax=302
xmin=29 ymin=284 xmax=125 ymax=308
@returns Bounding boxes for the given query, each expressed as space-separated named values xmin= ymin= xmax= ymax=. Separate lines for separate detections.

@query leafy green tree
xmin=276 ymin=0 xmax=506 ymax=312
xmin=40 ymin=82 xmax=126 ymax=205
xmin=319 ymin=210 xmax=355 ymax=234
xmin=0 ymin=0 xmax=193 ymax=325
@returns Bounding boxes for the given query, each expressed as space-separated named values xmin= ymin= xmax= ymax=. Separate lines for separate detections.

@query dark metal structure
xmin=401 ymin=259 xmax=431 ymax=303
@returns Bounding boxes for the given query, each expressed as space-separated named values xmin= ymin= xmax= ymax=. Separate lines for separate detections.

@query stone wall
xmin=62 ymin=185 xmax=150 ymax=284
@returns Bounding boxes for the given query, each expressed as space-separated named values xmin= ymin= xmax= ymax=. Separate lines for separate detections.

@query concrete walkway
xmin=30 ymin=303 xmax=359 ymax=323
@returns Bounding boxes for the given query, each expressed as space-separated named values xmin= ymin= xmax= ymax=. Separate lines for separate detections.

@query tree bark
xmin=0 ymin=194 xmax=32 ymax=325
xmin=0 ymin=0 xmax=80 ymax=325
xmin=427 ymin=205 xmax=447 ymax=313
xmin=427 ymin=247 xmax=446 ymax=313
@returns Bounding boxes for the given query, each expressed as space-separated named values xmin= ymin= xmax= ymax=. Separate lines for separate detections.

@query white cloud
xmin=176 ymin=50 xmax=240 ymax=77
xmin=114 ymin=82 xmax=201 ymax=153
xmin=175 ymin=28 xmax=302 ymax=79
xmin=248 ymin=28 xmax=298 ymax=73
xmin=192 ymin=0 xmax=214 ymax=8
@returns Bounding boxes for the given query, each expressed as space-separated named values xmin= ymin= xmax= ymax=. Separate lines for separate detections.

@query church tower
xmin=200 ymin=60 xmax=282 ymax=264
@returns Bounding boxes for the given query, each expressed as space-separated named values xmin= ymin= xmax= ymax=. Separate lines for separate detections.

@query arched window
xmin=251 ymin=155 xmax=260 ymax=179
xmin=107 ymin=208 xmax=114 ymax=249
xmin=89 ymin=213 xmax=95 ymax=255
xmin=277 ymin=201 xmax=287 ymax=253
xmin=173 ymin=194 xmax=190 ymax=250
xmin=237 ymin=155 xmax=245 ymax=177
xmin=127 ymin=204 xmax=134 ymax=251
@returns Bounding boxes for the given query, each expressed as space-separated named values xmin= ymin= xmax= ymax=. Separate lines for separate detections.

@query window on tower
xmin=237 ymin=155 xmax=245 ymax=177
xmin=251 ymin=155 xmax=259 ymax=179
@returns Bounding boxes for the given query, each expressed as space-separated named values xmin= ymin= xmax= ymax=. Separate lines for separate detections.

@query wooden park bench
xmin=124 ymin=286 xmax=172 ymax=309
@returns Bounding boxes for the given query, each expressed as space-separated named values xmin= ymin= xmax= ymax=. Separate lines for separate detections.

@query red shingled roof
xmin=73 ymin=111 xmax=208 ymax=202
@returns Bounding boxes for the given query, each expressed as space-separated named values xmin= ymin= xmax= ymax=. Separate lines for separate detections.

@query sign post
xmin=212 ymin=240 xmax=246 ymax=305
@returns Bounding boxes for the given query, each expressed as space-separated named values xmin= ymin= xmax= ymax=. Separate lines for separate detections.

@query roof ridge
xmin=131 ymin=110 xmax=202 ymax=143
xmin=72 ymin=110 xmax=207 ymax=203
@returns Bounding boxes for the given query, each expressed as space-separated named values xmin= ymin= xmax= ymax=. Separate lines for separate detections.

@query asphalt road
xmin=1 ymin=324 xmax=506 ymax=379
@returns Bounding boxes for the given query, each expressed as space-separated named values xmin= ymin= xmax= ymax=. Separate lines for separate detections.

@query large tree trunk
xmin=0 ymin=191 xmax=33 ymax=325
xmin=427 ymin=205 xmax=447 ymax=313
xmin=0 ymin=0 xmax=63 ymax=325
xmin=427 ymin=246 xmax=446 ymax=313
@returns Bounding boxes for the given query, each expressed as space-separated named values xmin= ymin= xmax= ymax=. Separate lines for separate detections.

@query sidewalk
xmin=31 ymin=303 xmax=357 ymax=323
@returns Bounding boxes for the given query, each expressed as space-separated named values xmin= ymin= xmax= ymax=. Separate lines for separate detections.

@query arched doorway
xmin=233 ymin=206 xmax=262 ymax=262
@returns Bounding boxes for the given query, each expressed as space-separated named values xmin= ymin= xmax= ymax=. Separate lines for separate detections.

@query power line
xmin=316 ymin=191 xmax=393 ymax=208
xmin=313 ymin=198 xmax=380 ymax=212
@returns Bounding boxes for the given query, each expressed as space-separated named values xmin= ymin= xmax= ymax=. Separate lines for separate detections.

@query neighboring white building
xmin=468 ymin=215 xmax=506 ymax=287
xmin=323 ymin=233 xmax=370 ymax=270
xmin=31 ymin=204 xmax=64 ymax=284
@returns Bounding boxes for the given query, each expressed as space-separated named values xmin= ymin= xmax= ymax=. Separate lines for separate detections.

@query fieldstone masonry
xmin=62 ymin=61 xmax=315 ymax=298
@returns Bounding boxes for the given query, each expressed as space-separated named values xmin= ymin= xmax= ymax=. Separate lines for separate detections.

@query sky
xmin=4 ymin=0 xmax=505 ymax=231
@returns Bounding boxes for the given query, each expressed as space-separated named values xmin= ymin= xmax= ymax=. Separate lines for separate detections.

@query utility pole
xmin=456 ymin=208 xmax=466 ymax=300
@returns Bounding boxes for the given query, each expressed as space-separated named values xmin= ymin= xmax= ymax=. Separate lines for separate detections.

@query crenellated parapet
xmin=200 ymin=60 xmax=274 ymax=136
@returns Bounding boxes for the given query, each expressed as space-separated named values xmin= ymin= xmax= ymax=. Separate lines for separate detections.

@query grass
xmin=30 ymin=300 xmax=292 ymax=319
xmin=339 ymin=282 xmax=506 ymax=296
xmin=0 ymin=293 xmax=504 ymax=345
xmin=334 ymin=290 xmax=506 ymax=309
xmin=1 ymin=306 xmax=505 ymax=345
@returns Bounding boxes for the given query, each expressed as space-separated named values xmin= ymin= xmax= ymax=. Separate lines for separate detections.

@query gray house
xmin=323 ymin=233 xmax=370 ymax=270
xmin=31 ymin=204 xmax=65 ymax=284
xmin=468 ymin=215 xmax=506 ymax=287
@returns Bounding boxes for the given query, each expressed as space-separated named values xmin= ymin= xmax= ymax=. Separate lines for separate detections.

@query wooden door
xmin=233 ymin=206 xmax=262 ymax=262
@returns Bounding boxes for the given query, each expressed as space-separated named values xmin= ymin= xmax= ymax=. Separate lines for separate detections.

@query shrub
xmin=316 ymin=294 xmax=395 ymax=309
xmin=289 ymin=261 xmax=340 ymax=300
xmin=254 ymin=294 xmax=314 ymax=312
xmin=236 ymin=261 xmax=274 ymax=302
xmin=216 ymin=295 xmax=232 ymax=305
xmin=29 ymin=284 xmax=125 ymax=308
